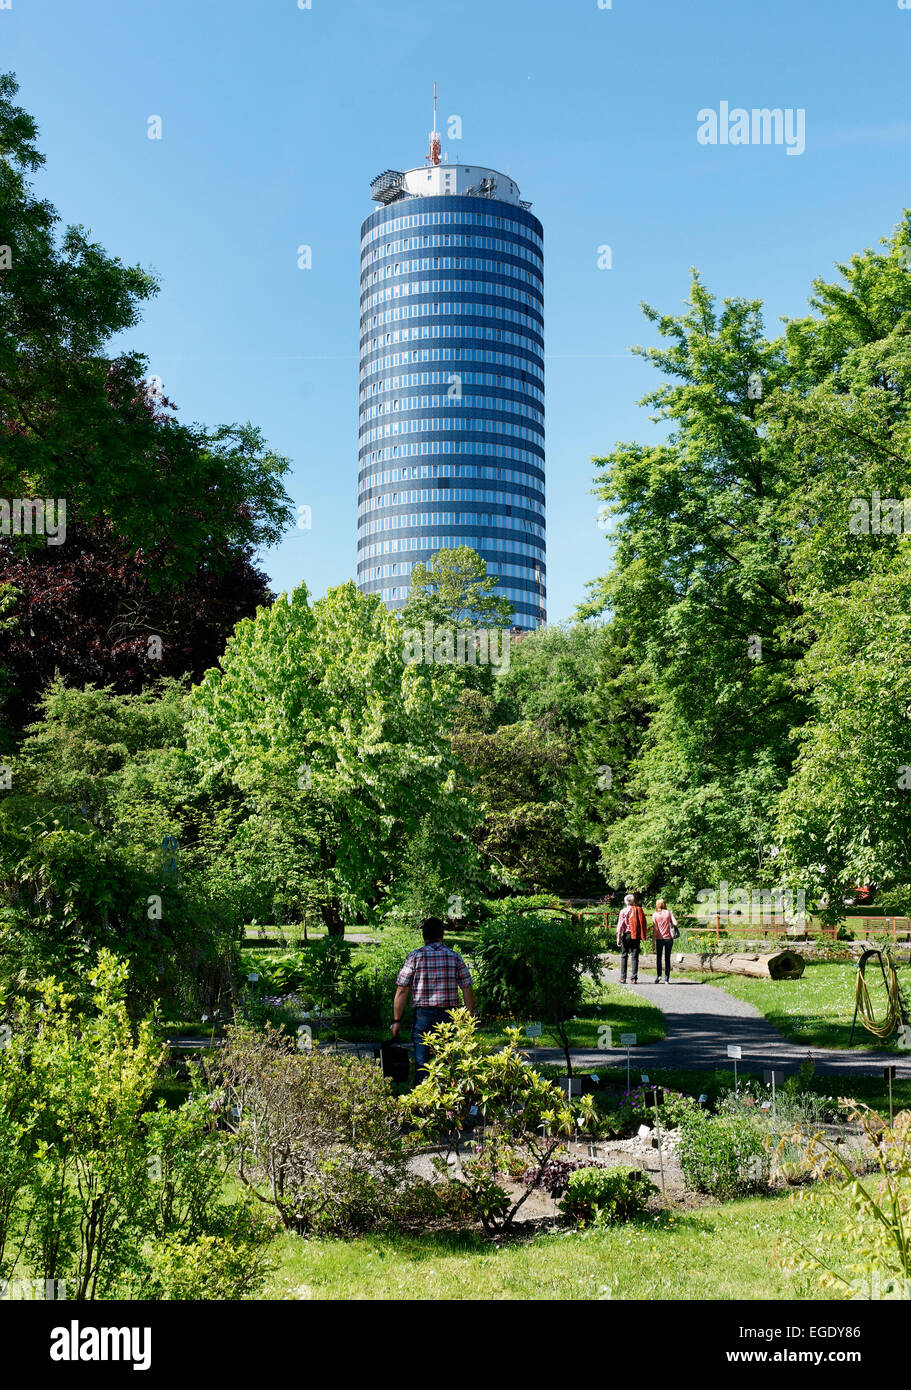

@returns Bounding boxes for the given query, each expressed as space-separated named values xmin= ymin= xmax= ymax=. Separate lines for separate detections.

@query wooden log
xmin=608 ymin=949 xmax=805 ymax=980
xmin=709 ymin=950 xmax=805 ymax=980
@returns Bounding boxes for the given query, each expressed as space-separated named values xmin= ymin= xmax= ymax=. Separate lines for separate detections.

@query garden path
xmin=533 ymin=968 xmax=910 ymax=1080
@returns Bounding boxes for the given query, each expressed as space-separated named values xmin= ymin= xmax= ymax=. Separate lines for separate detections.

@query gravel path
xmin=532 ymin=968 xmax=911 ymax=1079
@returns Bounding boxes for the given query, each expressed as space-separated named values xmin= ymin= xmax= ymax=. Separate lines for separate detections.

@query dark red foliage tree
xmin=0 ymin=522 xmax=272 ymax=730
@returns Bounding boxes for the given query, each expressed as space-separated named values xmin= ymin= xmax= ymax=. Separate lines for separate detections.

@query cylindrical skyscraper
xmin=356 ymin=111 xmax=545 ymax=628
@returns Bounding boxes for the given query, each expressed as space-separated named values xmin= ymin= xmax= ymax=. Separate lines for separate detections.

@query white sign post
xmin=727 ymin=1043 xmax=742 ymax=1095
xmin=763 ymin=1068 xmax=784 ymax=1123
xmin=884 ymin=1065 xmax=897 ymax=1127
xmin=525 ymin=1022 xmax=542 ymax=1066
xmin=620 ymin=1032 xmax=637 ymax=1091
xmin=652 ymin=1085 xmax=666 ymax=1195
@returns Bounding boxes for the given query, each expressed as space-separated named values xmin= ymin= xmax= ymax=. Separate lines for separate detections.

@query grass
xmin=262 ymin=1193 xmax=837 ymax=1301
xmin=476 ymin=982 xmax=665 ymax=1053
xmin=687 ymin=960 xmax=911 ymax=1052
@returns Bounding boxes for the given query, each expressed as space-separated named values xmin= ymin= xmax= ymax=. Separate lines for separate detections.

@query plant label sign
xmin=620 ymin=1032 xmax=637 ymax=1046
xmin=764 ymin=1069 xmax=784 ymax=1086
xmin=247 ymin=972 xmax=260 ymax=984
xmin=727 ymin=1044 xmax=742 ymax=1060
xmin=525 ymin=1023 xmax=543 ymax=1039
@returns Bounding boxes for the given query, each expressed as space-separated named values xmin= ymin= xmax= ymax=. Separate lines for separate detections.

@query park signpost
xmin=620 ymin=1032 xmax=637 ymax=1091
xmin=763 ymin=1069 xmax=784 ymax=1122
xmin=647 ymin=1085 xmax=666 ymax=1194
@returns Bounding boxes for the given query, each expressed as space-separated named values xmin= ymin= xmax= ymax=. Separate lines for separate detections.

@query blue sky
xmin=5 ymin=0 xmax=911 ymax=621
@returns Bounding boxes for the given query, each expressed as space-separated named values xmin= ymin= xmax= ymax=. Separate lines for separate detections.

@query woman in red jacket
xmin=616 ymin=892 xmax=648 ymax=985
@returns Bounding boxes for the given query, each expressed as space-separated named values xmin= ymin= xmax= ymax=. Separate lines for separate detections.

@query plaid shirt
xmin=396 ymin=941 xmax=472 ymax=1008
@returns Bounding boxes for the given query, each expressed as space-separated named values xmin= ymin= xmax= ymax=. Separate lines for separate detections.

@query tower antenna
xmin=426 ymin=81 xmax=442 ymax=166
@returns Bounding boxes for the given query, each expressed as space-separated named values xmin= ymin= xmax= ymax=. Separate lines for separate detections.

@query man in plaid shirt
xmin=392 ymin=917 xmax=474 ymax=1084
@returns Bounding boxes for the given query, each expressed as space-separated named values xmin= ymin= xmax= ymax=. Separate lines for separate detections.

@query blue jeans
xmin=412 ymin=1006 xmax=451 ymax=1085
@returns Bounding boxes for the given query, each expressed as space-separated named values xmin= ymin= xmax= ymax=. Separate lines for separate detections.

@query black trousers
xmin=655 ymin=938 xmax=672 ymax=980
xmin=619 ymin=933 xmax=640 ymax=982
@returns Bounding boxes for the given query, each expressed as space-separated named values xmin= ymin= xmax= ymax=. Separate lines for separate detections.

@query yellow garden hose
xmin=853 ymin=949 xmax=905 ymax=1040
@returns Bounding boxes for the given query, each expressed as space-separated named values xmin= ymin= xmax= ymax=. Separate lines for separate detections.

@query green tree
xmin=187 ymin=582 xmax=478 ymax=934
xmin=402 ymin=545 xmax=514 ymax=629
xmin=485 ymin=622 xmax=645 ymax=891
xmin=581 ymin=214 xmax=911 ymax=913
xmin=581 ymin=273 xmax=804 ymax=901
xmin=451 ymin=689 xmax=585 ymax=892
xmin=777 ymin=548 xmax=911 ymax=915
xmin=0 ymin=679 xmax=238 ymax=1010
xmin=769 ymin=217 xmax=911 ymax=912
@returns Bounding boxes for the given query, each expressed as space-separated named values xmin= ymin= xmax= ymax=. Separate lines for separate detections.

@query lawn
xmin=687 ymin=960 xmax=911 ymax=1052
xmin=477 ymin=981 xmax=665 ymax=1052
xmin=263 ymin=1193 xmax=838 ymax=1301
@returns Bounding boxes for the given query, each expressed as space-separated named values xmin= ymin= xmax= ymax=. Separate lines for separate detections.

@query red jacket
xmin=617 ymin=904 xmax=648 ymax=941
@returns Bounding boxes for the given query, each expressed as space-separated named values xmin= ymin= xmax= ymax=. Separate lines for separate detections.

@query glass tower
xmin=356 ymin=140 xmax=546 ymax=629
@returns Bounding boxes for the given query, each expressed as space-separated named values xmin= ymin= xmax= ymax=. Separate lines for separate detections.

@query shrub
xmin=523 ymin=1157 xmax=592 ymax=1200
xmin=298 ymin=938 xmax=355 ymax=1018
xmin=473 ymin=910 xmax=603 ymax=1072
xmin=558 ymin=1165 xmax=654 ymax=1227
xmin=677 ymin=1108 xmax=770 ymax=1199
xmin=0 ymin=952 xmax=258 ymax=1299
xmin=243 ymin=942 xmax=357 ymax=1028
xmin=247 ymin=951 xmax=308 ymax=995
xmin=206 ymin=1023 xmax=413 ymax=1235
xmin=145 ymin=1203 xmax=275 ymax=1300
xmin=777 ymin=1103 xmax=911 ymax=1299
xmin=344 ymin=929 xmax=422 ymax=1027
xmin=404 ymin=1010 xmax=597 ymax=1233
xmin=388 ymin=1175 xmax=477 ymax=1231
xmin=597 ymin=1086 xmax=697 ymax=1139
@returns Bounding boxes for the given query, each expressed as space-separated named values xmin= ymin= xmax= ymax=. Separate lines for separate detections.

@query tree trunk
xmin=320 ymin=902 xmax=346 ymax=937
xmin=624 ymin=949 xmax=805 ymax=981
